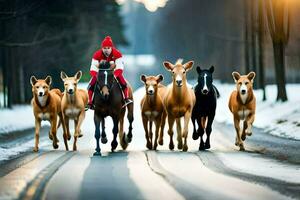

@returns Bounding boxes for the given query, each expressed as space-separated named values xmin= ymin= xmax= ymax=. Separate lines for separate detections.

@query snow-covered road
xmin=0 ymin=86 xmax=299 ymax=200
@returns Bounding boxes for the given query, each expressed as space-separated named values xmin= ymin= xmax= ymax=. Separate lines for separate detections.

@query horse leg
xmin=119 ymin=109 xmax=127 ymax=149
xmin=126 ymin=102 xmax=134 ymax=143
xmin=198 ymin=117 xmax=205 ymax=151
xmin=101 ymin=117 xmax=108 ymax=144
xmin=94 ymin=114 xmax=101 ymax=155
xmin=182 ymin=110 xmax=192 ymax=152
xmin=205 ymin=113 xmax=215 ymax=150
xmin=158 ymin=110 xmax=166 ymax=145
xmin=142 ymin=116 xmax=151 ymax=150
xmin=241 ymin=120 xmax=247 ymax=141
xmin=61 ymin=115 xmax=69 ymax=151
xmin=245 ymin=113 xmax=254 ymax=136
xmin=149 ymin=121 xmax=153 ymax=146
xmin=167 ymin=116 xmax=175 ymax=150
xmin=153 ymin=117 xmax=161 ymax=150
xmin=73 ymin=111 xmax=85 ymax=151
xmin=234 ymin=117 xmax=244 ymax=151
xmin=33 ymin=119 xmax=41 ymax=152
xmin=111 ymin=117 xmax=119 ymax=152
xmin=65 ymin=117 xmax=71 ymax=141
xmin=192 ymin=114 xmax=199 ymax=140
xmin=176 ymin=118 xmax=182 ymax=150
xmin=50 ymin=116 xmax=59 ymax=149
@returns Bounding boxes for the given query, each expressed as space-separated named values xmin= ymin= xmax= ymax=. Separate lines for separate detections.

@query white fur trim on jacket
xmin=90 ymin=59 xmax=99 ymax=72
xmin=115 ymin=57 xmax=125 ymax=70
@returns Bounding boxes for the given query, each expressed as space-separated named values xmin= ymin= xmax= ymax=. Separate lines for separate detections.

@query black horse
xmin=192 ymin=66 xmax=219 ymax=150
xmin=93 ymin=62 xmax=133 ymax=155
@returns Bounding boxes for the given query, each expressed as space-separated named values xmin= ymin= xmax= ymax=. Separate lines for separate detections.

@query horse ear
xmin=232 ymin=71 xmax=241 ymax=83
xmin=61 ymin=71 xmax=68 ymax=80
xmin=183 ymin=61 xmax=194 ymax=71
xmin=209 ymin=66 xmax=214 ymax=73
xmin=140 ymin=74 xmax=147 ymax=83
xmin=247 ymin=71 xmax=256 ymax=82
xmin=156 ymin=74 xmax=164 ymax=83
xmin=30 ymin=76 xmax=37 ymax=86
xmin=74 ymin=70 xmax=82 ymax=81
xmin=45 ymin=76 xmax=52 ymax=86
xmin=163 ymin=61 xmax=174 ymax=71
xmin=196 ymin=66 xmax=201 ymax=74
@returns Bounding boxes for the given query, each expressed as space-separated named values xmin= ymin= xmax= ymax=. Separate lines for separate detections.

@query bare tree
xmin=265 ymin=0 xmax=290 ymax=101
xmin=258 ymin=0 xmax=266 ymax=100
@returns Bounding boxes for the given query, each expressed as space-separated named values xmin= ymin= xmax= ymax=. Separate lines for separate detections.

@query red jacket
xmin=90 ymin=48 xmax=122 ymax=76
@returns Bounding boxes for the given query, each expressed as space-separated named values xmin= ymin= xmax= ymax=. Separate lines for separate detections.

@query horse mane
xmin=175 ymin=58 xmax=183 ymax=65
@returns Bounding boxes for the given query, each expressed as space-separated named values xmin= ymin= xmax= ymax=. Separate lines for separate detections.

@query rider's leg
xmin=114 ymin=69 xmax=132 ymax=105
xmin=87 ymin=75 xmax=97 ymax=106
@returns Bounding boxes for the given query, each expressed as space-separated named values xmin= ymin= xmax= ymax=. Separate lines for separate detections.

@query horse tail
xmin=213 ymin=85 xmax=220 ymax=98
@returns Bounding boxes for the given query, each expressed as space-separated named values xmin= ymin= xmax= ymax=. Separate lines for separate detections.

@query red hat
xmin=101 ymin=36 xmax=114 ymax=48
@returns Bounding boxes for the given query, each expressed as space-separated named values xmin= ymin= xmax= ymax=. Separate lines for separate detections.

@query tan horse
xmin=229 ymin=71 xmax=256 ymax=151
xmin=60 ymin=71 xmax=88 ymax=151
xmin=163 ymin=59 xmax=196 ymax=151
xmin=140 ymin=74 xmax=167 ymax=150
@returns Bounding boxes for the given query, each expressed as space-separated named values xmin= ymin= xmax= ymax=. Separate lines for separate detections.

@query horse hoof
xmin=204 ymin=143 xmax=211 ymax=149
xmin=177 ymin=143 xmax=183 ymax=150
xmin=93 ymin=151 xmax=101 ymax=156
xmin=146 ymin=142 xmax=152 ymax=150
xmin=158 ymin=139 xmax=163 ymax=146
xmin=126 ymin=135 xmax=132 ymax=143
xmin=239 ymin=145 xmax=245 ymax=151
xmin=68 ymin=134 xmax=71 ymax=141
xmin=241 ymin=134 xmax=246 ymax=141
xmin=33 ymin=147 xmax=39 ymax=152
xmin=49 ymin=132 xmax=53 ymax=140
xmin=111 ymin=141 xmax=118 ymax=151
xmin=101 ymin=137 xmax=108 ymax=144
xmin=199 ymin=143 xmax=205 ymax=151
xmin=78 ymin=133 xmax=83 ymax=138
xmin=246 ymin=132 xmax=252 ymax=136
xmin=183 ymin=145 xmax=188 ymax=152
xmin=169 ymin=143 xmax=174 ymax=150
xmin=53 ymin=143 xmax=59 ymax=149
xmin=192 ymin=132 xmax=199 ymax=140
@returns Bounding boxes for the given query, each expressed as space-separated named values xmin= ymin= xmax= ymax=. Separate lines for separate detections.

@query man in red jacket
xmin=87 ymin=36 xmax=132 ymax=109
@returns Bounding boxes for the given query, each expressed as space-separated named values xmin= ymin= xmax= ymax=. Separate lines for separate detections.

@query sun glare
xmin=116 ymin=0 xmax=168 ymax=12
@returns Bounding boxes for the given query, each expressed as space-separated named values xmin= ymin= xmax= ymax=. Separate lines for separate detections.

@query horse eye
xmin=43 ymin=86 xmax=46 ymax=89
xmin=183 ymin=71 xmax=186 ymax=74
xmin=36 ymin=86 xmax=39 ymax=89
xmin=172 ymin=71 xmax=175 ymax=74
xmin=239 ymin=82 xmax=242 ymax=85
xmin=245 ymin=82 xmax=249 ymax=85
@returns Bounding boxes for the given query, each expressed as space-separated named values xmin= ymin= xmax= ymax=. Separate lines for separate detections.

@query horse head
xmin=96 ymin=62 xmax=114 ymax=101
xmin=196 ymin=66 xmax=214 ymax=95
xmin=163 ymin=59 xmax=194 ymax=88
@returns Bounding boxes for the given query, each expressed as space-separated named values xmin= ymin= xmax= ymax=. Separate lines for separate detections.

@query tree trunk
xmin=250 ymin=0 xmax=258 ymax=88
xmin=244 ymin=0 xmax=250 ymax=73
xmin=273 ymin=41 xmax=288 ymax=101
xmin=258 ymin=0 xmax=266 ymax=101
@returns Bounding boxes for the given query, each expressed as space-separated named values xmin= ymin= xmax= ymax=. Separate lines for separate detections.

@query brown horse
xmin=140 ymin=74 xmax=167 ymax=150
xmin=163 ymin=59 xmax=196 ymax=151
xmin=93 ymin=62 xmax=134 ymax=155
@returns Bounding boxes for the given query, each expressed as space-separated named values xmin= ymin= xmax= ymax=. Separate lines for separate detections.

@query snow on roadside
xmin=0 ymin=105 xmax=35 ymax=134
xmin=214 ymin=83 xmax=300 ymax=140
xmin=217 ymin=152 xmax=300 ymax=184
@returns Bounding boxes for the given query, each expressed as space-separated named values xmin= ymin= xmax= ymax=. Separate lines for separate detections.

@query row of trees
xmin=146 ymin=0 xmax=298 ymax=102
xmin=0 ymin=0 xmax=127 ymax=108
xmin=244 ymin=0 xmax=290 ymax=101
